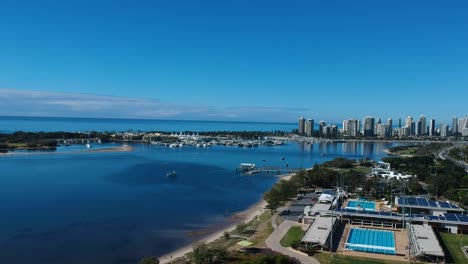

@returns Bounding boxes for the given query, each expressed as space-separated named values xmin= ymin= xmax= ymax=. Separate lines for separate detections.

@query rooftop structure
xmin=302 ymin=215 xmax=338 ymax=248
xmin=408 ymin=224 xmax=444 ymax=260
xmin=396 ymin=196 xmax=464 ymax=212
xmin=318 ymin=189 xmax=336 ymax=203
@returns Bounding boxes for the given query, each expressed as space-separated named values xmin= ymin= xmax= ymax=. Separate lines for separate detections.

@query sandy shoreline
xmin=0 ymin=144 xmax=134 ymax=156
xmin=158 ymin=173 xmax=295 ymax=263
xmin=158 ymin=199 xmax=267 ymax=263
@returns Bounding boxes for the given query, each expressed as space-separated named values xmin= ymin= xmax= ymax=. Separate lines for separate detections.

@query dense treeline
xmin=449 ymin=146 xmax=468 ymax=161
xmin=263 ymin=162 xmax=375 ymax=210
xmin=388 ymin=143 xmax=449 ymax=156
xmin=322 ymin=157 xmax=354 ymax=168
xmin=0 ymin=131 xmax=118 ymax=152
xmin=383 ymin=155 xmax=468 ymax=205
xmin=381 ymin=156 xmax=434 ymax=180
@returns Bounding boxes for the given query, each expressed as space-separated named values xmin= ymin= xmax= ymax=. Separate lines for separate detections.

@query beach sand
xmin=0 ymin=144 xmax=134 ymax=156
xmin=158 ymin=173 xmax=296 ymax=263
xmin=158 ymin=199 xmax=267 ymax=263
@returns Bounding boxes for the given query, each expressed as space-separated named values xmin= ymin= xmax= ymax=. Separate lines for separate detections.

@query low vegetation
xmin=279 ymin=226 xmax=304 ymax=247
xmin=314 ymin=253 xmax=409 ymax=264
xmin=440 ymin=233 xmax=468 ymax=264
xmin=388 ymin=143 xmax=449 ymax=156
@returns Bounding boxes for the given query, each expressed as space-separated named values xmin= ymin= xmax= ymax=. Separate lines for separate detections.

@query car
xmin=279 ymin=210 xmax=290 ymax=216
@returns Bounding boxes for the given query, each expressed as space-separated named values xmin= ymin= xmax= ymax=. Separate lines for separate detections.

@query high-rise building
xmin=452 ymin=117 xmax=458 ymax=134
xmin=418 ymin=115 xmax=426 ymax=135
xmin=305 ymin=119 xmax=314 ymax=137
xmin=416 ymin=120 xmax=422 ymax=135
xmin=387 ymin=118 xmax=393 ymax=129
xmin=405 ymin=116 xmax=413 ymax=128
xmin=298 ymin=117 xmax=305 ymax=135
xmin=462 ymin=115 xmax=468 ymax=136
xmin=458 ymin=118 xmax=465 ymax=134
xmin=398 ymin=118 xmax=402 ymax=128
xmin=429 ymin=119 xmax=436 ymax=136
xmin=410 ymin=121 xmax=416 ymax=136
xmin=375 ymin=118 xmax=381 ymax=134
xmin=342 ymin=120 xmax=349 ymax=134
xmin=363 ymin=116 xmax=375 ymax=137
xmin=440 ymin=124 xmax=449 ymax=137
xmin=343 ymin=118 xmax=359 ymax=137
xmin=377 ymin=124 xmax=390 ymax=138
xmin=319 ymin=121 xmax=326 ymax=136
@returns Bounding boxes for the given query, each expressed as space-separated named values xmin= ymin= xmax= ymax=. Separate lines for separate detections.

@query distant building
xmin=343 ymin=118 xmax=359 ymax=137
xmin=319 ymin=121 xmax=326 ymax=136
xmin=440 ymin=124 xmax=449 ymax=137
xmin=363 ymin=116 xmax=375 ymax=137
xmin=305 ymin=119 xmax=314 ymax=137
xmin=405 ymin=116 xmax=413 ymax=128
xmin=398 ymin=118 xmax=402 ymax=128
xmin=398 ymin=126 xmax=410 ymax=137
xmin=452 ymin=117 xmax=458 ymax=134
xmin=458 ymin=118 xmax=465 ymax=134
xmin=429 ymin=119 xmax=436 ymax=136
xmin=462 ymin=115 xmax=468 ymax=136
xmin=387 ymin=118 xmax=392 ymax=129
xmin=418 ymin=115 xmax=426 ymax=135
xmin=377 ymin=124 xmax=390 ymax=138
xmin=298 ymin=117 xmax=305 ymax=135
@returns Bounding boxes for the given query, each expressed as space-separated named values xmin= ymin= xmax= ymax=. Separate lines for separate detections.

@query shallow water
xmin=0 ymin=141 xmax=401 ymax=264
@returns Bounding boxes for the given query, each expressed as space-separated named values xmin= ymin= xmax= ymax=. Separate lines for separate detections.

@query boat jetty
xmin=236 ymin=163 xmax=299 ymax=176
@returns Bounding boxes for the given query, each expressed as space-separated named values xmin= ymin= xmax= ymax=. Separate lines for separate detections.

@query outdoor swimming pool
xmin=346 ymin=200 xmax=376 ymax=211
xmin=345 ymin=228 xmax=396 ymax=255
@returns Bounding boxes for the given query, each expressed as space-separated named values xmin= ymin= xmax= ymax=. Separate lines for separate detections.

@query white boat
xmin=86 ymin=143 xmax=92 ymax=148
xmin=166 ymin=171 xmax=176 ymax=178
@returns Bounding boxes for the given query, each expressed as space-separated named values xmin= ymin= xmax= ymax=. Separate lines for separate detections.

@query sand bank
xmin=0 ymin=144 xmax=134 ymax=156
xmin=158 ymin=199 xmax=267 ymax=263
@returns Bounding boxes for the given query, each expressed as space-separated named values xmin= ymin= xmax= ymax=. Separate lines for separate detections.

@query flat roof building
xmin=301 ymin=215 xmax=338 ymax=249
xmin=408 ymin=224 xmax=444 ymax=262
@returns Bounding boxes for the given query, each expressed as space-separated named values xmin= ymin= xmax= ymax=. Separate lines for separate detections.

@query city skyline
xmin=1 ymin=1 xmax=468 ymax=122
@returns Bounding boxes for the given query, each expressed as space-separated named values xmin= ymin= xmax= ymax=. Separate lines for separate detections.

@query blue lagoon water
xmin=0 ymin=117 xmax=404 ymax=264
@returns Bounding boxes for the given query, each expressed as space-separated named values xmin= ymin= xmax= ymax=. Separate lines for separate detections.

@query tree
xmin=139 ymin=256 xmax=159 ymax=264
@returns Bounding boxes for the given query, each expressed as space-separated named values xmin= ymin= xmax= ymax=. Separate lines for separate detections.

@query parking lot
xmin=280 ymin=192 xmax=318 ymax=221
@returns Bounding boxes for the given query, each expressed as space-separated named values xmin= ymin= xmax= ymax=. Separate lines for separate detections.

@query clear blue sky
xmin=0 ymin=0 xmax=467 ymax=123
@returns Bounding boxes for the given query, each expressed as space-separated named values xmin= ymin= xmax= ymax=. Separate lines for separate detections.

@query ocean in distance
xmin=0 ymin=116 xmax=297 ymax=133
xmin=0 ymin=117 xmax=405 ymax=264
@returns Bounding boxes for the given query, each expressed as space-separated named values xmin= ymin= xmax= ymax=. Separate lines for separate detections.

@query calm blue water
xmin=0 ymin=140 xmax=401 ymax=264
xmin=346 ymin=200 xmax=376 ymax=211
xmin=0 ymin=117 xmax=405 ymax=264
xmin=0 ymin=116 xmax=296 ymax=133
xmin=346 ymin=228 xmax=396 ymax=255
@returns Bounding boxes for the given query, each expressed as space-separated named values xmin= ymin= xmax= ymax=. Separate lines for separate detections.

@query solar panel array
xmin=335 ymin=208 xmax=468 ymax=223
xmin=398 ymin=197 xmax=462 ymax=210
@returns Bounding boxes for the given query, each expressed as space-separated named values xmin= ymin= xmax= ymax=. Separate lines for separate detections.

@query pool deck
xmin=338 ymin=224 xmax=409 ymax=262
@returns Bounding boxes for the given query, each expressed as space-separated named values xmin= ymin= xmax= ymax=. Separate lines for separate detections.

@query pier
xmin=240 ymin=167 xmax=299 ymax=175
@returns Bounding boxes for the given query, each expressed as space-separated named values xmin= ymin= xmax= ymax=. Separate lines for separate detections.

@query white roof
xmin=311 ymin=203 xmax=332 ymax=213
xmin=409 ymin=224 xmax=444 ymax=257
xmin=302 ymin=215 xmax=337 ymax=246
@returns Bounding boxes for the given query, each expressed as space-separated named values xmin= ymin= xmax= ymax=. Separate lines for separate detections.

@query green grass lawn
xmin=440 ymin=233 xmax=468 ymax=264
xmin=279 ymin=226 xmax=304 ymax=247
xmin=314 ymin=253 xmax=408 ymax=264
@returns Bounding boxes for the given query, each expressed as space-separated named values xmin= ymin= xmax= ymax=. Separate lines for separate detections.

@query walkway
xmin=265 ymin=215 xmax=320 ymax=264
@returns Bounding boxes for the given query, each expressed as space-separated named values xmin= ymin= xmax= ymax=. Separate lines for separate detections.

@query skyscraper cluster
xmin=298 ymin=115 xmax=468 ymax=138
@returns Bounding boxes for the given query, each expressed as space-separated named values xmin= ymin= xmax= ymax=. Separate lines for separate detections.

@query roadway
xmin=265 ymin=193 xmax=320 ymax=264
xmin=265 ymin=215 xmax=320 ymax=264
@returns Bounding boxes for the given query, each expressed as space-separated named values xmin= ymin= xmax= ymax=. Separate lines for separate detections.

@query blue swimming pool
xmin=345 ymin=228 xmax=396 ymax=255
xmin=346 ymin=200 xmax=376 ymax=211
